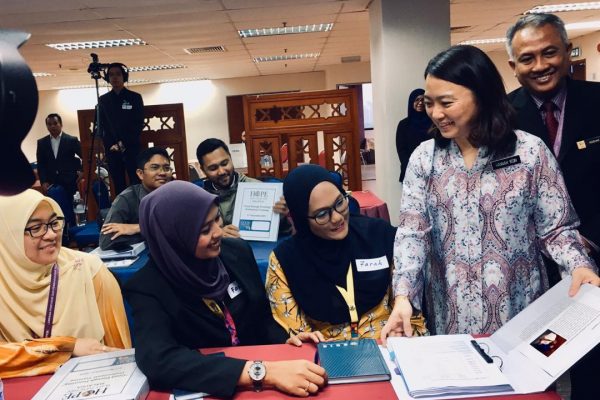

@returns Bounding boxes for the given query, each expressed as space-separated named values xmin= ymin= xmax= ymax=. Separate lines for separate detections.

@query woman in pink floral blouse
xmin=382 ymin=45 xmax=599 ymax=339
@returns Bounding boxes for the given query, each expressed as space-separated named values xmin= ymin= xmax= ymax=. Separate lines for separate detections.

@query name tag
xmin=122 ymin=101 xmax=132 ymax=110
xmin=356 ymin=256 xmax=389 ymax=272
xmin=227 ymin=281 xmax=242 ymax=299
xmin=492 ymin=155 xmax=521 ymax=170
xmin=577 ymin=136 xmax=600 ymax=150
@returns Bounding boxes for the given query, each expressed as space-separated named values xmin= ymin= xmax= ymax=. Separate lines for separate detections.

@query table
xmin=351 ymin=190 xmax=391 ymax=222
xmin=3 ymin=343 xmax=561 ymax=400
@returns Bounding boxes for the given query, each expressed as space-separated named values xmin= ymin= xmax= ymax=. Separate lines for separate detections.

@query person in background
xmin=36 ymin=113 xmax=82 ymax=231
xmin=381 ymin=45 xmax=598 ymax=342
xmin=506 ymin=13 xmax=600 ymax=400
xmin=267 ymin=164 xmax=427 ymax=340
xmin=0 ymin=190 xmax=131 ymax=378
xmin=395 ymin=89 xmax=431 ymax=182
xmin=124 ymin=181 xmax=326 ymax=397
xmin=100 ymin=147 xmax=172 ymax=250
xmin=196 ymin=138 xmax=291 ymax=238
xmin=99 ymin=63 xmax=144 ymax=195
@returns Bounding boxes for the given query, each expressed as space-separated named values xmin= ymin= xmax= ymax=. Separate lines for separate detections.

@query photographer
xmin=99 ymin=63 xmax=144 ymax=195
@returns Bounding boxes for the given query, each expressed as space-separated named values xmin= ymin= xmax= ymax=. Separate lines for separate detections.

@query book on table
xmin=386 ymin=277 xmax=600 ymax=399
xmin=90 ymin=241 xmax=146 ymax=260
xmin=317 ymin=338 xmax=391 ymax=384
xmin=32 ymin=349 xmax=148 ymax=400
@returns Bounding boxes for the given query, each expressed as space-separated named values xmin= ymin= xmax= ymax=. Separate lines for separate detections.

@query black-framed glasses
xmin=307 ymin=194 xmax=350 ymax=225
xmin=145 ymin=164 xmax=172 ymax=173
xmin=24 ymin=217 xmax=65 ymax=238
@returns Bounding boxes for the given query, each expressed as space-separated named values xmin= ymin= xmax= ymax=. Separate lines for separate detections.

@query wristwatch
xmin=248 ymin=360 xmax=266 ymax=392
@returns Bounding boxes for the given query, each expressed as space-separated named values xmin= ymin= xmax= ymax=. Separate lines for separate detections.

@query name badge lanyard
xmin=203 ymin=298 xmax=240 ymax=346
xmin=336 ymin=264 xmax=359 ymax=338
xmin=43 ymin=263 xmax=60 ymax=338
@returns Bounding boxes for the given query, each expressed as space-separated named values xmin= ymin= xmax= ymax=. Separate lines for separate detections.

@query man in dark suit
xmin=506 ymin=13 xmax=600 ymax=400
xmin=36 ymin=113 xmax=82 ymax=228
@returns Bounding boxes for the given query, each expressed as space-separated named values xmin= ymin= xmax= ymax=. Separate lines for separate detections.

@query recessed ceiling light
xmin=128 ymin=64 xmax=186 ymax=72
xmin=525 ymin=2 xmax=600 ymax=14
xmin=54 ymin=84 xmax=96 ymax=90
xmin=46 ymin=38 xmax=146 ymax=51
xmin=458 ymin=38 xmax=507 ymax=45
xmin=127 ymin=79 xmax=150 ymax=84
xmin=239 ymin=23 xmax=333 ymax=38
xmin=565 ymin=20 xmax=600 ymax=30
xmin=33 ymin=72 xmax=55 ymax=77
xmin=253 ymin=53 xmax=320 ymax=63
xmin=154 ymin=77 xmax=208 ymax=83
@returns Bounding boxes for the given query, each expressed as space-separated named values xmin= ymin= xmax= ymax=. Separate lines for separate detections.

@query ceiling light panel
xmin=239 ymin=23 xmax=333 ymax=38
xmin=128 ymin=64 xmax=186 ymax=72
xmin=458 ymin=38 xmax=507 ymax=45
xmin=33 ymin=72 xmax=55 ymax=77
xmin=525 ymin=2 xmax=600 ymax=14
xmin=253 ymin=53 xmax=320 ymax=63
xmin=46 ymin=38 xmax=146 ymax=51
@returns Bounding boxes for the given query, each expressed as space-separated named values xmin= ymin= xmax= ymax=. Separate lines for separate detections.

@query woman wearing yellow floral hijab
xmin=0 ymin=189 xmax=131 ymax=378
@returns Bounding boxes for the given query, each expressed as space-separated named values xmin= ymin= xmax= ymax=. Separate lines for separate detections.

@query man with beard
xmin=100 ymin=147 xmax=172 ymax=250
xmin=196 ymin=139 xmax=291 ymax=238
xmin=507 ymin=13 xmax=600 ymax=400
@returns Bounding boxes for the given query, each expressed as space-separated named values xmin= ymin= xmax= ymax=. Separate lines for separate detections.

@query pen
xmin=470 ymin=340 xmax=493 ymax=363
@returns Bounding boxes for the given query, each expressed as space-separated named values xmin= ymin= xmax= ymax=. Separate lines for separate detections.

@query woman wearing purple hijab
xmin=124 ymin=181 xmax=326 ymax=398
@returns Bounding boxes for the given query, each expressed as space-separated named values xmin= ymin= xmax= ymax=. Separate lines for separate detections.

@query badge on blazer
xmin=577 ymin=136 xmax=600 ymax=150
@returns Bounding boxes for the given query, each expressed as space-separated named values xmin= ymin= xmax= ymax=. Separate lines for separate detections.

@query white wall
xmin=24 ymin=65 xmax=374 ymax=163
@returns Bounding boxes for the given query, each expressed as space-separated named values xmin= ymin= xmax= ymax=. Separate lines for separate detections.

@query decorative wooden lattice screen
xmin=77 ymin=103 xmax=188 ymax=219
xmin=242 ymin=88 xmax=362 ymax=190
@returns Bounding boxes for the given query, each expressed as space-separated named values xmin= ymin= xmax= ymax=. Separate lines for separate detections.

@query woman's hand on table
xmin=73 ymin=338 xmax=119 ymax=356
xmin=264 ymin=359 xmax=327 ymax=397
xmin=380 ymin=295 xmax=414 ymax=345
xmin=286 ymin=331 xmax=327 ymax=347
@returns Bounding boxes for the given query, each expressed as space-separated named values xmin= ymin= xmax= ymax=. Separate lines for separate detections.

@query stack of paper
xmin=32 ymin=349 xmax=148 ymax=400
xmin=91 ymin=241 xmax=146 ymax=261
xmin=389 ymin=335 xmax=513 ymax=398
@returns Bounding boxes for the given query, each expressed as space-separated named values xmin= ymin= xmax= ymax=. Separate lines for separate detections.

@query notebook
xmin=317 ymin=339 xmax=391 ymax=384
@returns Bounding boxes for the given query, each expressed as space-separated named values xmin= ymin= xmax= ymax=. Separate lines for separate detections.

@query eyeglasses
xmin=24 ymin=217 xmax=65 ymax=238
xmin=307 ymin=194 xmax=350 ymax=225
xmin=144 ymin=164 xmax=172 ymax=173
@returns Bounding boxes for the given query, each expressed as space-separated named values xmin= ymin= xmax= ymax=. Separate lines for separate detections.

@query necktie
xmin=543 ymin=101 xmax=558 ymax=148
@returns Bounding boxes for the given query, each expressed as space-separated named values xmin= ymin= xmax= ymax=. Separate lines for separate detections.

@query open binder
xmin=387 ymin=277 xmax=600 ymax=399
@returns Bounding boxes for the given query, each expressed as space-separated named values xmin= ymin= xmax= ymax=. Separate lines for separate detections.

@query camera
xmin=0 ymin=29 xmax=38 ymax=195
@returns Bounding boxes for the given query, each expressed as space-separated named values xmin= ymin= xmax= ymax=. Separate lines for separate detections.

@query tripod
xmin=83 ymin=53 xmax=111 ymax=223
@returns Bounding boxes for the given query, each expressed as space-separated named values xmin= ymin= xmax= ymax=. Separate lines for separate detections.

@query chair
xmin=188 ymin=163 xmax=201 ymax=182
xmin=256 ymin=176 xmax=283 ymax=183
xmin=192 ymin=179 xmax=205 ymax=188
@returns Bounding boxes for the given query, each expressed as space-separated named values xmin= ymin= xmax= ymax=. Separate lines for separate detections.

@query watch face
xmin=250 ymin=361 xmax=266 ymax=381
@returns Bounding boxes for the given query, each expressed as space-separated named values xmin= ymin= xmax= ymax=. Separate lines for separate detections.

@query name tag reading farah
xmin=227 ymin=281 xmax=242 ymax=299
xmin=492 ymin=155 xmax=521 ymax=170
xmin=356 ymin=256 xmax=389 ymax=272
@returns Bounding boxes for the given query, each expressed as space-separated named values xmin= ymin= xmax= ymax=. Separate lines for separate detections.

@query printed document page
xmin=491 ymin=278 xmax=600 ymax=380
xmin=388 ymin=335 xmax=512 ymax=397
xmin=232 ymin=182 xmax=282 ymax=242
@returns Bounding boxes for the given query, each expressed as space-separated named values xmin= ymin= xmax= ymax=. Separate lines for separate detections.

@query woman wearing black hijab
xmin=266 ymin=165 xmax=427 ymax=340
xmin=124 ymin=181 xmax=326 ymax=398
xmin=395 ymin=88 xmax=432 ymax=182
